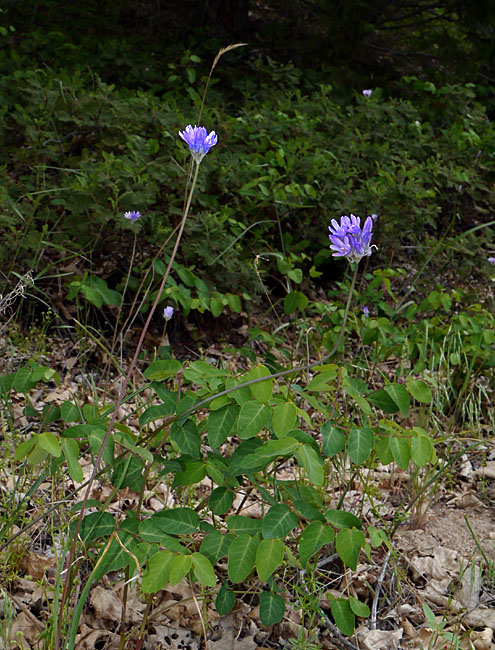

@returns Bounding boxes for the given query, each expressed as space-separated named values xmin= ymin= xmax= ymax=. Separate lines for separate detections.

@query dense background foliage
xmin=1 ymin=0 xmax=495 ymax=328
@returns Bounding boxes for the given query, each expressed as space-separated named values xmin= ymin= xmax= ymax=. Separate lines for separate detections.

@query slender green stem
xmin=56 ymin=161 xmax=201 ymax=650
xmin=106 ymin=228 xmax=138 ymax=376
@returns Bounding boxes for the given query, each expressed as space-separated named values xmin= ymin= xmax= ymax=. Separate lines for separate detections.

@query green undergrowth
xmin=1 ymin=259 xmax=494 ymax=645
xmin=1 ymin=38 xmax=494 ymax=323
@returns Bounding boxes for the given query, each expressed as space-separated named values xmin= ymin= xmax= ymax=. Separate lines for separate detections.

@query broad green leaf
xmin=170 ymin=419 xmax=201 ymax=458
xmin=349 ymin=596 xmax=370 ymax=618
xmin=321 ymin=422 xmax=346 ymax=457
xmin=92 ymin=532 xmax=140 ymax=583
xmin=210 ymin=296 xmax=224 ymax=317
xmin=150 ymin=381 xmax=177 ymax=405
xmin=61 ymin=438 xmax=84 ymax=482
xmin=368 ymin=525 xmax=389 ymax=548
xmin=325 ymin=510 xmax=362 ymax=530
xmin=228 ymin=534 xmax=259 ymax=583
xmin=367 ymin=389 xmax=399 ymax=413
xmin=259 ymin=591 xmax=285 ymax=625
xmin=142 ymin=550 xmax=174 ymax=593
xmin=69 ymin=511 xmax=115 ymax=544
xmin=63 ymin=423 xmax=105 ymax=439
xmin=287 ymin=268 xmax=303 ymax=283
xmin=200 ymin=532 xmax=234 ymax=564
xmin=37 ymin=432 xmax=61 ymax=457
xmin=228 ymin=438 xmax=264 ymax=475
xmin=150 ymin=508 xmax=200 ymax=535
xmin=295 ymin=444 xmax=324 ymax=486
xmin=253 ymin=437 xmax=299 ymax=462
xmin=284 ymin=291 xmax=308 ymax=314
xmin=330 ymin=598 xmax=355 ymax=635
xmin=139 ymin=402 xmax=175 ymax=426
xmin=390 ymin=436 xmax=411 ymax=470
xmin=375 ymin=435 xmax=393 ymax=465
xmin=299 ymin=521 xmax=334 ymax=566
xmin=347 ymin=426 xmax=374 ymax=465
xmin=336 ymin=528 xmax=365 ymax=570
xmin=225 ymin=377 xmax=252 ymax=406
xmin=209 ymin=487 xmax=234 ymax=515
xmin=88 ymin=429 xmax=114 ymax=467
xmin=60 ymin=401 xmax=81 ymax=423
xmin=169 ymin=554 xmax=192 ymax=585
xmin=208 ymin=404 xmax=240 ymax=448
xmin=272 ymin=402 xmax=297 ymax=438
xmin=111 ymin=456 xmax=144 ymax=492
xmin=289 ymin=429 xmax=319 ymax=454
xmin=14 ymin=437 xmax=36 ymax=461
xmin=226 ymin=293 xmax=241 ymax=313
xmin=216 ymin=585 xmax=236 ymax=615
xmin=209 ymin=395 xmax=234 ymax=410
xmin=406 ymin=379 xmax=432 ymax=404
xmin=237 ymin=400 xmax=271 ymax=439
xmin=227 ymin=516 xmax=262 ymax=536
xmin=183 ymin=360 xmax=226 ymax=384
xmin=27 ymin=444 xmax=49 ymax=465
xmin=206 ymin=457 xmax=228 ymax=485
xmin=293 ymin=498 xmax=326 ymax=522
xmin=113 ymin=433 xmax=153 ymax=464
xmin=191 ymin=553 xmax=216 ymax=587
xmin=144 ymin=359 xmax=183 ymax=381
xmin=172 ymin=460 xmax=207 ymax=487
xmin=256 ymin=538 xmax=285 ymax=581
xmin=411 ymin=433 xmax=433 ymax=467
xmin=245 ymin=365 xmax=273 ymax=403
xmin=343 ymin=380 xmax=372 ymax=415
xmin=384 ymin=383 xmax=410 ymax=417
xmin=138 ymin=520 xmax=188 ymax=551
xmin=262 ymin=504 xmax=298 ymax=539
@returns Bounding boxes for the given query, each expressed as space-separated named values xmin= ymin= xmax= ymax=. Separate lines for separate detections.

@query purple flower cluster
xmin=328 ymin=214 xmax=376 ymax=263
xmin=124 ymin=210 xmax=141 ymax=222
xmin=163 ymin=306 xmax=174 ymax=321
xmin=179 ymin=125 xmax=218 ymax=164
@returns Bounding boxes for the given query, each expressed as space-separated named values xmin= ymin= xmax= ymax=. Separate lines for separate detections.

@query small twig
xmin=371 ymin=549 xmax=392 ymax=630
xmin=190 ymin=582 xmax=208 ymax=650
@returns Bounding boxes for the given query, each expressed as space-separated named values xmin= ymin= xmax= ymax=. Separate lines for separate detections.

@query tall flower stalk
xmin=57 ymin=132 xmax=212 ymax=650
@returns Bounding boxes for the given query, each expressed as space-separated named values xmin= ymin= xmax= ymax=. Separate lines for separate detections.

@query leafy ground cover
xmin=1 ymin=14 xmax=495 ymax=650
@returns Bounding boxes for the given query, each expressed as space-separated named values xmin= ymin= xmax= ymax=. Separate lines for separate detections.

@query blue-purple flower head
xmin=124 ymin=210 xmax=141 ymax=222
xmin=179 ymin=125 xmax=217 ymax=164
xmin=362 ymin=89 xmax=373 ymax=97
xmin=328 ymin=214 xmax=376 ymax=263
xmin=488 ymin=257 xmax=495 ymax=265
xmin=163 ymin=306 xmax=174 ymax=321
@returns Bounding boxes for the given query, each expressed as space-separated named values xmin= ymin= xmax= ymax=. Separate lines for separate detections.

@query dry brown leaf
xmin=473 ymin=461 xmax=495 ymax=480
xmin=8 ymin=611 xmax=41 ymax=649
xmin=358 ymin=626 xmax=403 ymax=650
xmin=454 ymin=564 xmax=482 ymax=609
xmin=463 ymin=607 xmax=495 ymax=630
xmin=469 ymin=627 xmax=493 ymax=650
xmin=89 ymin=585 xmax=122 ymax=621
xmin=74 ymin=624 xmax=118 ymax=650
xmin=44 ymin=387 xmax=72 ymax=403
xmin=18 ymin=551 xmax=56 ymax=581
xmin=208 ymin=611 xmax=258 ymax=650
xmin=145 ymin=624 xmax=199 ymax=650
